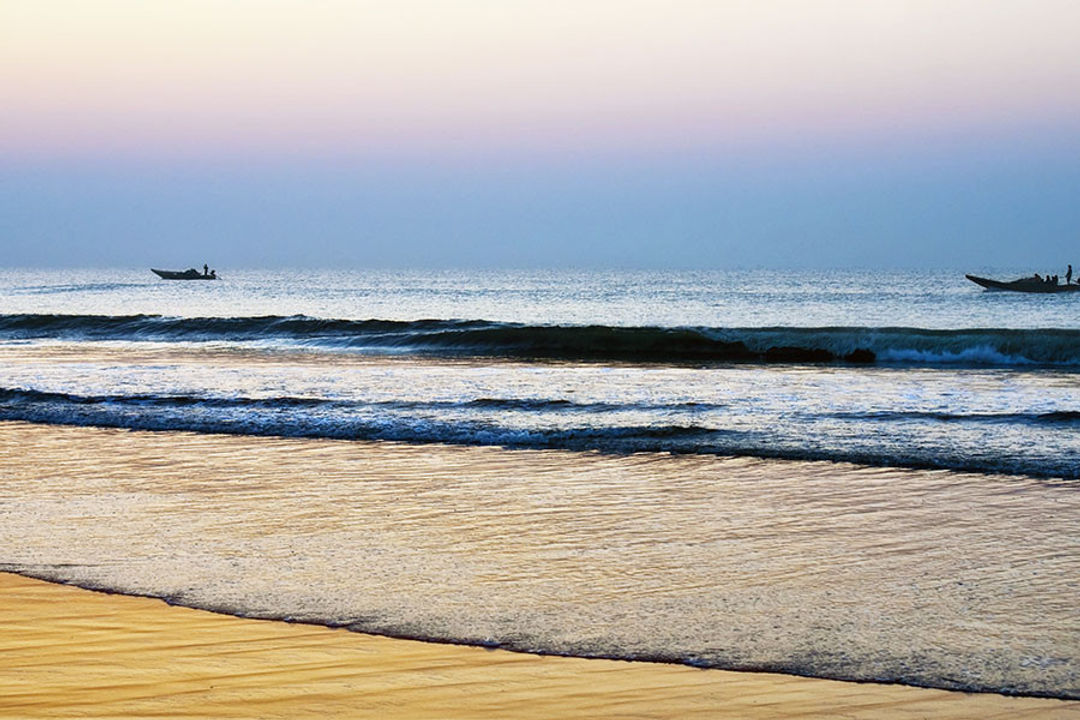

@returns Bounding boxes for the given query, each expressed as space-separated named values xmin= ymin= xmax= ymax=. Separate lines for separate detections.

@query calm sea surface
xmin=1 ymin=268 xmax=1078 ymax=697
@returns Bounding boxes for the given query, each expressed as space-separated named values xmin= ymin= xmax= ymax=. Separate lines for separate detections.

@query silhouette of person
xmin=1068 ymin=265 xmax=1073 ymax=285
xmin=204 ymin=264 xmax=209 ymax=276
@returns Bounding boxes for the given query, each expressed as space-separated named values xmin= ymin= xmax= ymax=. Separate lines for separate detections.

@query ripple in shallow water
xmin=1 ymin=422 xmax=1077 ymax=698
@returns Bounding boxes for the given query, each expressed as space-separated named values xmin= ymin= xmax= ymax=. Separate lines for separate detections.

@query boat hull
xmin=151 ymin=268 xmax=217 ymax=280
xmin=965 ymin=274 xmax=1080 ymax=294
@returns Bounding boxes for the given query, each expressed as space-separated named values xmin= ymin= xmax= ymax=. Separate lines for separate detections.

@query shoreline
xmin=3 ymin=419 xmax=1079 ymax=714
xmin=8 ymin=567 xmax=1079 ymax=705
xmin=2 ymin=572 xmax=1077 ymax=719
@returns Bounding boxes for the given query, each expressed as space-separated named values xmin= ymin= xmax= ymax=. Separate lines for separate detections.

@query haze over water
xmin=5 ymin=2 xmax=1080 ymax=269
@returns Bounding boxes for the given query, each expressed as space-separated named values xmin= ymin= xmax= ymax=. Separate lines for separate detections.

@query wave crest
xmin=2 ymin=314 xmax=1080 ymax=367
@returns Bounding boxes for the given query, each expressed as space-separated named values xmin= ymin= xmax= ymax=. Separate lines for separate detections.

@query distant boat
xmin=966 ymin=274 xmax=1080 ymax=294
xmin=151 ymin=268 xmax=218 ymax=280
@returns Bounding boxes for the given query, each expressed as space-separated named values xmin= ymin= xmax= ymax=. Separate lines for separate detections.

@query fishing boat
xmin=966 ymin=274 xmax=1080 ymax=293
xmin=151 ymin=268 xmax=218 ymax=280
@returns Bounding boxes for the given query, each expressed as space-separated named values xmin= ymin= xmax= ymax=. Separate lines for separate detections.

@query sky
xmin=2 ymin=0 xmax=1079 ymax=269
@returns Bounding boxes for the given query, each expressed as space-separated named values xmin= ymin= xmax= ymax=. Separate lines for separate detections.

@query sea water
xmin=0 ymin=268 xmax=1078 ymax=697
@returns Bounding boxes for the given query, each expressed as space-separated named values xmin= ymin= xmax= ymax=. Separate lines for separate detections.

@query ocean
xmin=1 ymin=267 xmax=1078 ymax=698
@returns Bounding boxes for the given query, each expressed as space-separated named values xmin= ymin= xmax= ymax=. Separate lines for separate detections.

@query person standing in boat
xmin=1068 ymin=265 xmax=1073 ymax=285
xmin=204 ymin=263 xmax=209 ymax=277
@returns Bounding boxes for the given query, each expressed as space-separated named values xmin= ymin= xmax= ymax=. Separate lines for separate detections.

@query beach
xmin=3 ymin=565 xmax=1078 ymax=718
xmin=9 ymin=0 xmax=1080 ymax=712
xmin=2 ymin=270 xmax=1079 ymax=711
xmin=2 ymin=420 xmax=1079 ymax=717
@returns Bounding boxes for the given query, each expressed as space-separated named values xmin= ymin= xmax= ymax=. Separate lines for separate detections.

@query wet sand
xmin=2 ymin=420 xmax=1079 ymax=717
xmin=2 ymin=572 xmax=1076 ymax=719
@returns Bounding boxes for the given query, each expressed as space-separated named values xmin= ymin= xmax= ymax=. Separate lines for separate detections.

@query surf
xmin=3 ymin=313 xmax=1080 ymax=368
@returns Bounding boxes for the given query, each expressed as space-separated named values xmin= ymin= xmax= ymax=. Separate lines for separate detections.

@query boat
xmin=151 ymin=268 xmax=218 ymax=280
xmin=966 ymin=274 xmax=1080 ymax=293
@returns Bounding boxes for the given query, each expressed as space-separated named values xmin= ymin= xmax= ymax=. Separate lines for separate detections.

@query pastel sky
xmin=3 ymin=1 xmax=1079 ymax=268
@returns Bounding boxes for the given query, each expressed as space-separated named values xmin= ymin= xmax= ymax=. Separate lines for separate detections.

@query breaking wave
xmin=2 ymin=386 xmax=1077 ymax=479
xmin=3 ymin=314 xmax=1080 ymax=368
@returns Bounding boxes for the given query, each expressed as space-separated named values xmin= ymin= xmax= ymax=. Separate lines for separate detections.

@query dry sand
xmin=0 ymin=573 xmax=1076 ymax=719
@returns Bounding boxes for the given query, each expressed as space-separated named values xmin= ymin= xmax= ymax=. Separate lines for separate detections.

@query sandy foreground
xmin=0 ymin=573 xmax=1073 ymax=719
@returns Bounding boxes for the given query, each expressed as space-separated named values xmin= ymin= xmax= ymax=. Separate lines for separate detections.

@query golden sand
xmin=0 ymin=573 xmax=1075 ymax=719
